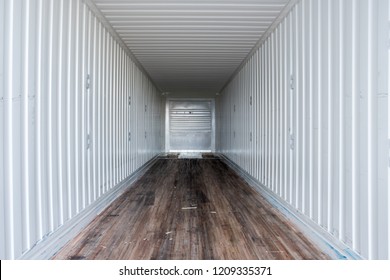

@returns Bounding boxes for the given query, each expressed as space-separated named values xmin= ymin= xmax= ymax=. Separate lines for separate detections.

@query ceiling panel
xmin=93 ymin=0 xmax=290 ymax=94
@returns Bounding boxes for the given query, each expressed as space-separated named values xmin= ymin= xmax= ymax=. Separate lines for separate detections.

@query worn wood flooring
xmin=53 ymin=155 xmax=329 ymax=260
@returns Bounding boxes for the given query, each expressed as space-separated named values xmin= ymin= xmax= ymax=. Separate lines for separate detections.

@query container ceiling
xmin=92 ymin=0 xmax=291 ymax=94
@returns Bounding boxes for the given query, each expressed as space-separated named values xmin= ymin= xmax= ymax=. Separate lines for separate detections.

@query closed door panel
xmin=168 ymin=100 xmax=214 ymax=152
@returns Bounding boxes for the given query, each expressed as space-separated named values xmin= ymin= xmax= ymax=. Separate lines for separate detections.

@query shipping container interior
xmin=0 ymin=0 xmax=389 ymax=260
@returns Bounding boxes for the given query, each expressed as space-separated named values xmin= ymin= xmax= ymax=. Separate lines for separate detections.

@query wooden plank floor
xmin=53 ymin=156 xmax=329 ymax=260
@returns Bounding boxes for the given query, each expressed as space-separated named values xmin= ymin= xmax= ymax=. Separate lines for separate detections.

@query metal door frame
xmin=165 ymin=98 xmax=215 ymax=152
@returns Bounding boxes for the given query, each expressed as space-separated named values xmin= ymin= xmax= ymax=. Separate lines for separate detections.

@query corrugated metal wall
xmin=167 ymin=100 xmax=214 ymax=152
xmin=217 ymin=0 xmax=389 ymax=260
xmin=0 ymin=0 xmax=163 ymax=259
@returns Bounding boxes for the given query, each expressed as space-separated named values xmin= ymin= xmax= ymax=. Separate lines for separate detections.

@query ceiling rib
xmin=92 ymin=0 xmax=291 ymax=95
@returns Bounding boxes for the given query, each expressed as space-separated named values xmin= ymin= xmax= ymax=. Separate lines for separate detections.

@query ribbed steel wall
xmin=168 ymin=100 xmax=213 ymax=152
xmin=92 ymin=0 xmax=291 ymax=95
xmin=0 ymin=0 xmax=163 ymax=259
xmin=217 ymin=0 xmax=389 ymax=260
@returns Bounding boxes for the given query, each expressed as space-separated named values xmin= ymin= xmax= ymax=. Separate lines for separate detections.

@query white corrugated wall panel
xmin=217 ymin=0 xmax=389 ymax=260
xmin=0 ymin=0 xmax=163 ymax=260
xmin=388 ymin=0 xmax=390 ymax=260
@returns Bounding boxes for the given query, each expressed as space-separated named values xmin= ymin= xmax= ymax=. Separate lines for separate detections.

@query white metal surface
xmin=217 ymin=0 xmax=389 ymax=260
xmin=0 ymin=0 xmax=388 ymax=261
xmin=388 ymin=0 xmax=390 ymax=258
xmin=0 ymin=0 xmax=163 ymax=260
xmin=167 ymin=100 xmax=214 ymax=152
xmin=92 ymin=0 xmax=290 ymax=95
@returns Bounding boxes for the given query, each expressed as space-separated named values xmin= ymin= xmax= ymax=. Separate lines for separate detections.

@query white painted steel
xmin=0 ymin=0 xmax=163 ymax=260
xmin=167 ymin=100 xmax=214 ymax=152
xmin=317 ymin=0 xmax=323 ymax=227
xmin=93 ymin=0 xmax=290 ymax=95
xmin=22 ymin=0 xmax=31 ymax=252
xmin=286 ymin=21 xmax=291 ymax=202
xmin=0 ymin=0 xmax=388 ymax=261
xmin=217 ymin=0 xmax=389 ymax=260
xmin=282 ymin=18 xmax=288 ymax=203
xmin=338 ymin=0 xmax=345 ymax=242
xmin=308 ymin=0 xmax=314 ymax=220
xmin=3 ymin=0 xmax=15 ymax=260
xmin=327 ymin=0 xmax=333 ymax=236
xmin=35 ymin=0 xmax=44 ymax=241
xmin=367 ymin=0 xmax=378 ymax=260
xmin=351 ymin=0 xmax=360 ymax=252
xmin=388 ymin=0 xmax=390 ymax=259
